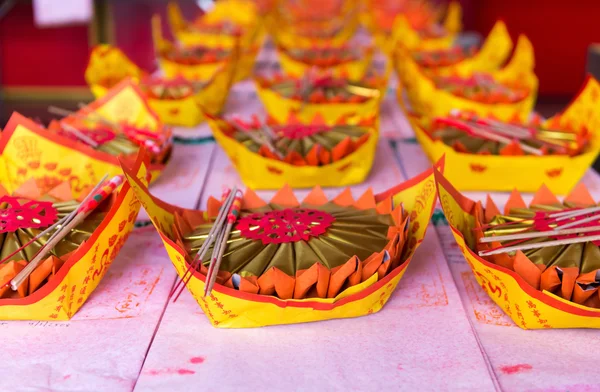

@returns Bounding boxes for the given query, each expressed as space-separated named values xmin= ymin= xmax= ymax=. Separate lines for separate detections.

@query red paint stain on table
xmin=145 ymin=368 xmax=196 ymax=376
xmin=190 ymin=356 xmax=205 ymax=364
xmin=499 ymin=364 xmax=532 ymax=375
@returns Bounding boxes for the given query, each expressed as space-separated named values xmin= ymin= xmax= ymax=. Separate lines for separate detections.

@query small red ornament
xmin=0 ymin=196 xmax=58 ymax=233
xmin=237 ymin=208 xmax=335 ymax=244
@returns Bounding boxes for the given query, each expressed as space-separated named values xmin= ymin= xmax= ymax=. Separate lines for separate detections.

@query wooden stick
xmin=551 ymin=206 xmax=600 ymax=220
xmin=479 ymin=224 xmax=600 ymax=243
xmin=170 ymin=187 xmax=237 ymax=300
xmin=48 ymin=106 xmax=76 ymax=117
xmin=204 ymin=223 xmax=231 ymax=296
xmin=479 ymin=234 xmax=600 ymax=256
xmin=230 ymin=121 xmax=283 ymax=158
xmin=61 ymin=123 xmax=100 ymax=148
xmin=204 ymin=192 xmax=242 ymax=297
xmin=556 ymin=212 xmax=600 ymax=229
xmin=469 ymin=125 xmax=543 ymax=156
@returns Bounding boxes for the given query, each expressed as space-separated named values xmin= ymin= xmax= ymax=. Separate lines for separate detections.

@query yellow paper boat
xmin=364 ymin=2 xmax=462 ymax=54
xmin=397 ymin=34 xmax=538 ymax=121
xmin=266 ymin=3 xmax=360 ymax=48
xmin=254 ymin=74 xmax=387 ymax=124
xmin=0 ymin=104 xmax=168 ymax=199
xmin=413 ymin=75 xmax=600 ymax=193
xmin=435 ymin=169 xmax=600 ymax=328
xmin=0 ymin=153 xmax=147 ymax=320
xmin=396 ymin=20 xmax=513 ymax=77
xmin=166 ymin=1 xmax=265 ymax=49
xmin=276 ymin=44 xmax=375 ymax=80
xmin=153 ymin=15 xmax=258 ymax=83
xmin=85 ymin=45 xmax=235 ymax=127
xmin=206 ymin=113 xmax=379 ymax=189
xmin=119 ymin=150 xmax=441 ymax=328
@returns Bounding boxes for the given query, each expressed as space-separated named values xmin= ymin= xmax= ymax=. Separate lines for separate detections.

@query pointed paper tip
xmin=504 ymin=188 xmax=527 ymax=214
xmin=286 ymin=112 xmax=301 ymax=125
xmin=484 ymin=195 xmax=501 ymax=223
xmin=530 ymin=184 xmax=560 ymax=207
xmin=565 ymin=183 xmax=596 ymax=207
xmin=270 ymin=184 xmax=300 ymax=207
xmin=311 ymin=113 xmax=326 ymax=126
xmin=354 ymin=188 xmax=376 ymax=210
xmin=47 ymin=182 xmax=74 ymax=202
xmin=12 ymin=179 xmax=42 ymax=200
xmin=302 ymin=185 xmax=329 ymax=206
xmin=333 ymin=188 xmax=355 ymax=206
xmin=243 ymin=188 xmax=268 ymax=209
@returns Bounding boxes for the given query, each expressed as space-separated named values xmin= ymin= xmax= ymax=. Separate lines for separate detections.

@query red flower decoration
xmin=0 ymin=196 xmax=58 ymax=233
xmin=237 ymin=208 xmax=335 ymax=244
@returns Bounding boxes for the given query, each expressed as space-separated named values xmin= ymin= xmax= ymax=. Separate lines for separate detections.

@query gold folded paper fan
xmin=474 ymin=189 xmax=600 ymax=308
xmin=259 ymin=72 xmax=382 ymax=104
xmin=219 ymin=114 xmax=374 ymax=166
xmin=0 ymin=181 xmax=106 ymax=299
xmin=427 ymin=112 xmax=590 ymax=156
xmin=182 ymin=187 xmax=409 ymax=299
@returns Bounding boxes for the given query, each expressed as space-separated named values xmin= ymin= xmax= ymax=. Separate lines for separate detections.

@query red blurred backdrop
xmin=1 ymin=0 xmax=599 ymax=98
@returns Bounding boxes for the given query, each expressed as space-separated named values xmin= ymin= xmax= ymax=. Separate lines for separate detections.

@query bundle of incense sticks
xmin=48 ymin=106 xmax=166 ymax=156
xmin=430 ymin=72 xmax=529 ymax=104
xmin=285 ymin=45 xmax=364 ymax=67
xmin=170 ymin=187 xmax=242 ymax=300
xmin=225 ymin=115 xmax=372 ymax=165
xmin=264 ymin=72 xmax=380 ymax=104
xmin=412 ymin=46 xmax=477 ymax=68
xmin=475 ymin=202 xmax=600 ymax=306
xmin=429 ymin=113 xmax=588 ymax=156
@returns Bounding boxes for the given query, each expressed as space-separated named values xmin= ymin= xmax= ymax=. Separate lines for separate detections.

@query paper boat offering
xmin=120 ymin=150 xmax=440 ymax=328
xmin=412 ymin=76 xmax=600 ymax=193
xmin=402 ymin=21 xmax=512 ymax=75
xmin=397 ymin=34 xmax=538 ymax=121
xmin=255 ymin=70 xmax=385 ymax=124
xmin=436 ymin=169 xmax=600 ymax=328
xmin=166 ymin=1 xmax=264 ymax=49
xmin=206 ymin=112 xmax=378 ymax=188
xmin=276 ymin=43 xmax=374 ymax=80
xmin=364 ymin=1 xmax=462 ymax=53
xmin=153 ymin=15 xmax=258 ymax=82
xmin=85 ymin=45 xmax=235 ymax=127
xmin=0 ymin=161 xmax=145 ymax=320
xmin=1 ymin=82 xmax=170 ymax=196
xmin=266 ymin=0 xmax=359 ymax=47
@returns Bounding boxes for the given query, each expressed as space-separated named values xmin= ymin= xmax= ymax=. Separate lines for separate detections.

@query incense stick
xmin=556 ymin=212 xmax=600 ymax=229
xmin=551 ymin=206 xmax=600 ymax=220
xmin=61 ymin=123 xmax=100 ymax=148
xmin=170 ymin=187 xmax=237 ymax=300
xmin=479 ymin=224 xmax=600 ymax=243
xmin=479 ymin=234 xmax=600 ymax=256
xmin=230 ymin=121 xmax=283 ymax=158
xmin=204 ymin=192 xmax=242 ymax=296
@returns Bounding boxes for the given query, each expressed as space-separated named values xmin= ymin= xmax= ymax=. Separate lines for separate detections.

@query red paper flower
xmin=0 ymin=196 xmax=58 ymax=233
